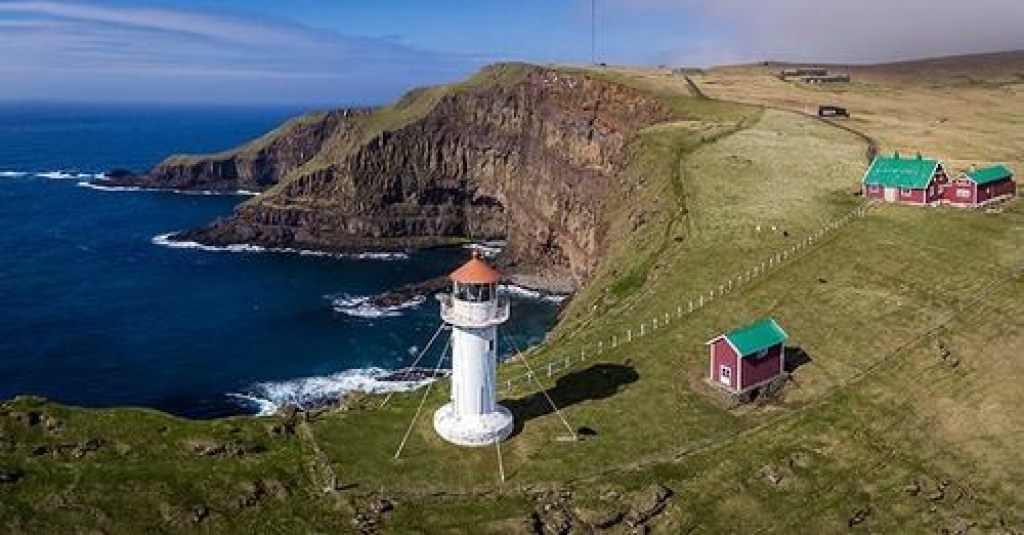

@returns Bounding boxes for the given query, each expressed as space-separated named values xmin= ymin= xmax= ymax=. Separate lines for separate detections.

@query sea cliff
xmin=115 ymin=64 xmax=673 ymax=290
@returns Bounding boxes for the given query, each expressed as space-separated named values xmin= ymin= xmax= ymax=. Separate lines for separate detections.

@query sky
xmin=0 ymin=0 xmax=1022 ymax=105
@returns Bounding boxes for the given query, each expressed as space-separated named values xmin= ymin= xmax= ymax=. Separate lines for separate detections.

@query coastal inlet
xmin=0 ymin=169 xmax=562 ymax=419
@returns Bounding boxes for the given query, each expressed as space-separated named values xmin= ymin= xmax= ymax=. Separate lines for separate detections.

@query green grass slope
xmin=1 ymin=64 xmax=1021 ymax=533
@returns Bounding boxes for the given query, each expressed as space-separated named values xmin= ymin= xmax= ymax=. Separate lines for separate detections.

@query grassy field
xmin=2 ymin=58 xmax=1022 ymax=533
xmin=689 ymin=51 xmax=1024 ymax=175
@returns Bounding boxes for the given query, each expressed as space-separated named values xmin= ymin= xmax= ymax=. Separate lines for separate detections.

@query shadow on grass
xmin=784 ymin=346 xmax=812 ymax=373
xmin=502 ymin=363 xmax=639 ymax=439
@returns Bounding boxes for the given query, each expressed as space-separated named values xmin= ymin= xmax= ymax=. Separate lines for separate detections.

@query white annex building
xmin=433 ymin=252 xmax=514 ymax=446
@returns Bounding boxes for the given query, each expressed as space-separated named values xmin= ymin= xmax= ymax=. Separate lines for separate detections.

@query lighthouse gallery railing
xmin=437 ymin=294 xmax=510 ymax=328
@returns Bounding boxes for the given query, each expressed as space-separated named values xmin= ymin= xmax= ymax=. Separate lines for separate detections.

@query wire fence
xmin=497 ymin=202 xmax=879 ymax=395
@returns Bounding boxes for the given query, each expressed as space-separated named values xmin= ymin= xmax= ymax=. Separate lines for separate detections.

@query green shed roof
xmin=966 ymin=165 xmax=1014 ymax=186
xmin=863 ymin=153 xmax=939 ymax=189
xmin=723 ymin=318 xmax=788 ymax=356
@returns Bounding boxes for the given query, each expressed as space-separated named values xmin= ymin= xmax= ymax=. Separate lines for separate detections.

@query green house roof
xmin=863 ymin=153 xmax=939 ymax=189
xmin=966 ymin=165 xmax=1014 ymax=185
xmin=723 ymin=318 xmax=788 ymax=356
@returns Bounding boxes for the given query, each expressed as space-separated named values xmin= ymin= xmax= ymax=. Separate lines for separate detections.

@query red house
xmin=943 ymin=165 xmax=1016 ymax=208
xmin=707 ymin=318 xmax=788 ymax=399
xmin=862 ymin=152 xmax=948 ymax=206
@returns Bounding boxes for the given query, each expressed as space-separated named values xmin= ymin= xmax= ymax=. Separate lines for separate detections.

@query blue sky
xmin=1 ymin=0 xmax=1022 ymax=105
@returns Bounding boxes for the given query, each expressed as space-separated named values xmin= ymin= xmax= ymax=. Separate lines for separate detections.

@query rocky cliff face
xmin=103 ymin=109 xmax=372 ymax=192
xmin=165 ymin=66 xmax=673 ymax=289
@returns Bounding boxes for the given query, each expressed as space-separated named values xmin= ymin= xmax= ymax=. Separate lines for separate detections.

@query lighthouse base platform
xmin=433 ymin=403 xmax=514 ymax=447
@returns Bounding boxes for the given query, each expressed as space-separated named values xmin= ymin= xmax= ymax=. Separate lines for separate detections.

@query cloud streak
xmin=0 ymin=2 xmax=484 ymax=104
xmin=613 ymin=0 xmax=1024 ymax=65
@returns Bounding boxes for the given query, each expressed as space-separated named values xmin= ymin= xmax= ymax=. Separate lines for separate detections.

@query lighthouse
xmin=433 ymin=252 xmax=514 ymax=446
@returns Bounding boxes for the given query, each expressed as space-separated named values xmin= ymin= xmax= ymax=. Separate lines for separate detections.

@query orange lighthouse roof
xmin=449 ymin=251 xmax=501 ymax=284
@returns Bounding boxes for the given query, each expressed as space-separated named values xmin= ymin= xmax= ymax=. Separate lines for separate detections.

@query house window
xmin=488 ymin=340 xmax=495 ymax=352
xmin=719 ymin=365 xmax=732 ymax=386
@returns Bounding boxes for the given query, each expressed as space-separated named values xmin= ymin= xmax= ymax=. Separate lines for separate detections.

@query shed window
xmin=957 ymin=189 xmax=971 ymax=199
xmin=900 ymin=188 xmax=913 ymax=196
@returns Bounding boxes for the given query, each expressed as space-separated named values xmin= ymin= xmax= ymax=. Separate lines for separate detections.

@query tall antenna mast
xmin=591 ymin=0 xmax=596 ymax=65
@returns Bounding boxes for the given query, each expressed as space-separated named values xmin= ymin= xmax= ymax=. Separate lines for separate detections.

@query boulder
xmin=8 ymin=411 xmax=41 ymax=427
xmin=574 ymin=505 xmax=623 ymax=529
xmin=71 ymin=438 xmax=103 ymax=459
xmin=623 ymin=484 xmax=673 ymax=528
xmin=0 ymin=467 xmax=24 ymax=484
xmin=848 ymin=504 xmax=872 ymax=527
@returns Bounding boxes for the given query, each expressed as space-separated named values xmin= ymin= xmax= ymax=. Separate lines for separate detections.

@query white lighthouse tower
xmin=433 ymin=252 xmax=514 ymax=446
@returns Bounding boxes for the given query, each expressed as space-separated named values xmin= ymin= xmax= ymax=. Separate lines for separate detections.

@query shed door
xmin=884 ymin=187 xmax=896 ymax=202
xmin=719 ymin=365 xmax=732 ymax=386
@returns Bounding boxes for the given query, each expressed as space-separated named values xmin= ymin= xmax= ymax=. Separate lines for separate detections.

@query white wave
xmin=77 ymin=181 xmax=258 ymax=196
xmin=463 ymin=240 xmax=506 ymax=257
xmin=500 ymin=283 xmax=567 ymax=303
xmin=151 ymin=232 xmax=409 ymax=260
xmin=228 ymin=367 xmax=439 ymax=416
xmin=36 ymin=170 xmax=95 ymax=180
xmin=329 ymin=293 xmax=425 ymax=318
xmin=0 ymin=171 xmax=29 ymax=178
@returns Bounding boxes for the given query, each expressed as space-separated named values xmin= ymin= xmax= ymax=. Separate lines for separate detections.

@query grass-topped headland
xmin=3 ymin=56 xmax=1023 ymax=533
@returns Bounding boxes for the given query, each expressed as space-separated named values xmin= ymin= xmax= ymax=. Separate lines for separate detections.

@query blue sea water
xmin=0 ymin=103 xmax=559 ymax=418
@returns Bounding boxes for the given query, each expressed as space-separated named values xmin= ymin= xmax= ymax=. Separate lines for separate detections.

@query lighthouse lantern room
xmin=433 ymin=252 xmax=514 ymax=447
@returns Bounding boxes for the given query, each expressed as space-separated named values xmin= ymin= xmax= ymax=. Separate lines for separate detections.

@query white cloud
xmin=612 ymin=0 xmax=1024 ymax=65
xmin=0 ymin=2 xmax=483 ymax=104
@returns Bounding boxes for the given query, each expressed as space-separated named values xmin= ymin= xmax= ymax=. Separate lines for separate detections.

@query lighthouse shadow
xmin=502 ymin=363 xmax=639 ymax=439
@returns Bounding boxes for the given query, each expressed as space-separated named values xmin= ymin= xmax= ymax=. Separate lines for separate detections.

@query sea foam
xmin=228 ymin=367 xmax=439 ymax=415
xmin=151 ymin=232 xmax=409 ymax=260
xmin=78 ymin=181 xmax=258 ymax=196
xmin=36 ymin=171 xmax=99 ymax=180
xmin=463 ymin=240 xmax=506 ymax=257
xmin=329 ymin=294 xmax=426 ymax=318
xmin=500 ymin=284 xmax=567 ymax=303
xmin=0 ymin=171 xmax=29 ymax=178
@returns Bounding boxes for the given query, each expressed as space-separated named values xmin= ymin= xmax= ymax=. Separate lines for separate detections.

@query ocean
xmin=0 ymin=103 xmax=560 ymax=418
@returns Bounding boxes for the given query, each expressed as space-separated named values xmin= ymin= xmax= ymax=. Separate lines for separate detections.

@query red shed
xmin=943 ymin=165 xmax=1016 ymax=208
xmin=707 ymin=318 xmax=788 ymax=398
